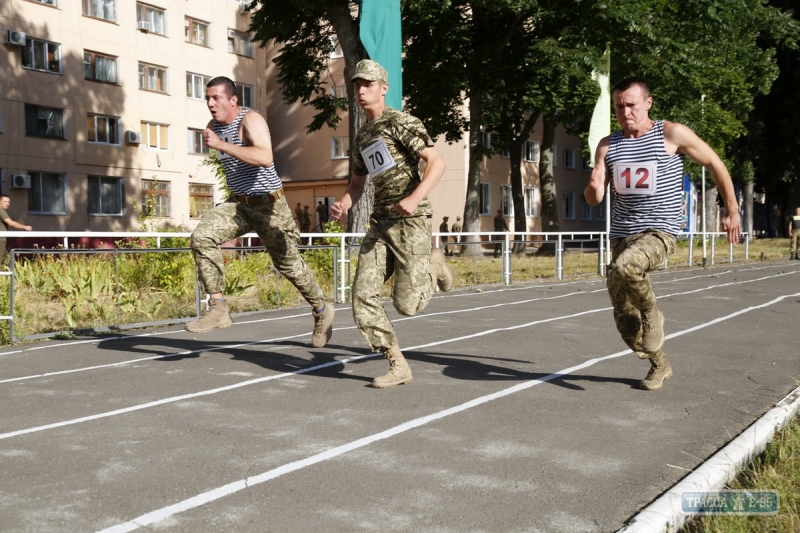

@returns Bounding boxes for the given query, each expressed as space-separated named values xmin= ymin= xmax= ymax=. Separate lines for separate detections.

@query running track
xmin=1 ymin=261 xmax=798 ymax=532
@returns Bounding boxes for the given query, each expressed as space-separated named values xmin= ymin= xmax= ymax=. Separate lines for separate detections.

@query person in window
xmin=330 ymin=60 xmax=452 ymax=389
xmin=0 ymin=194 xmax=33 ymax=267
xmin=584 ymin=77 xmax=740 ymax=391
xmin=186 ymin=76 xmax=334 ymax=346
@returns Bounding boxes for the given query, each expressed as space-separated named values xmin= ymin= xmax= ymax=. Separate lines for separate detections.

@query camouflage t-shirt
xmin=353 ymin=108 xmax=433 ymax=219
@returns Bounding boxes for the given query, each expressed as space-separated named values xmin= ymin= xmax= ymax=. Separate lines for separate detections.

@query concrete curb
xmin=618 ymin=384 xmax=800 ymax=533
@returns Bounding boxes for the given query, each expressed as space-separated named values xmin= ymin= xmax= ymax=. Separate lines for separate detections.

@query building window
xmin=25 ymin=104 xmax=64 ymax=138
xmin=136 ymin=3 xmax=166 ymax=35
xmin=329 ymin=36 xmax=343 ymax=58
xmin=552 ymin=144 xmax=558 ymax=167
xmin=141 ymin=179 xmax=170 ymax=217
xmin=580 ymin=196 xmax=592 ymax=220
xmin=596 ymin=197 xmax=606 ymax=221
xmin=479 ymin=183 xmax=491 ymax=215
xmin=329 ymin=85 xmax=346 ymax=99
xmin=501 ymin=185 xmax=513 ymax=216
xmin=186 ymin=72 xmax=211 ymax=99
xmin=22 ymin=38 xmax=61 ymax=73
xmin=185 ymin=17 xmax=208 ymax=46
xmin=87 ymin=114 xmax=119 ymax=144
xmin=139 ymin=62 xmax=168 ymax=93
xmin=525 ymin=187 xmax=539 ymax=218
xmin=189 ymin=183 xmax=213 ymax=218
xmin=35 ymin=0 xmax=58 ymax=5
xmin=84 ymin=51 xmax=117 ymax=83
xmin=481 ymin=131 xmax=492 ymax=149
xmin=83 ymin=0 xmax=115 ymax=21
xmin=500 ymin=148 xmax=510 ymax=158
xmin=331 ymin=137 xmax=349 ymax=159
xmin=235 ymin=83 xmax=254 ymax=109
xmin=141 ymin=121 xmax=169 ymax=150
xmin=227 ymin=29 xmax=253 ymax=58
xmin=29 ymin=172 xmax=67 ymax=214
xmin=524 ymin=140 xmax=539 ymax=163
xmin=563 ymin=148 xmax=576 ymax=169
xmin=187 ymin=128 xmax=208 ymax=155
xmin=562 ymin=191 xmax=575 ymax=220
xmin=88 ymin=175 xmax=123 ymax=215
xmin=581 ymin=156 xmax=592 ymax=172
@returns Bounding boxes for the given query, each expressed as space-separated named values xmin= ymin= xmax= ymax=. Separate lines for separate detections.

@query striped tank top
xmin=606 ymin=120 xmax=685 ymax=238
xmin=213 ymin=109 xmax=282 ymax=195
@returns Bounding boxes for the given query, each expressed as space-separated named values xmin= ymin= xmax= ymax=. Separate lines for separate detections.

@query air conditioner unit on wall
xmin=4 ymin=30 xmax=26 ymax=46
xmin=10 ymin=174 xmax=31 ymax=189
xmin=137 ymin=21 xmax=152 ymax=32
xmin=125 ymin=131 xmax=142 ymax=144
xmin=227 ymin=29 xmax=237 ymax=39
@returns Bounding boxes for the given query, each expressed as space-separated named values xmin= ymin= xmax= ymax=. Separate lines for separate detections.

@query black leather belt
xmin=234 ymin=189 xmax=284 ymax=205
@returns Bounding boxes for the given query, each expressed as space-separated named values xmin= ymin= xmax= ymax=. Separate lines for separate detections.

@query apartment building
xmin=1 ymin=0 xmax=603 ymax=240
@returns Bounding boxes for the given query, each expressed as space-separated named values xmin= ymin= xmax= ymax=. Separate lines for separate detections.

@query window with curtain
xmin=501 ymin=185 xmax=513 ymax=216
xmin=235 ymin=83 xmax=253 ymax=108
xmin=187 ymin=129 xmax=209 ymax=154
xmin=141 ymin=121 xmax=169 ymax=150
xmin=88 ymin=176 xmax=123 ymax=215
xmin=524 ymin=140 xmax=539 ymax=163
xmin=137 ymin=3 xmax=166 ymax=35
xmin=525 ymin=187 xmax=539 ymax=218
xmin=139 ymin=62 xmax=168 ymax=93
xmin=186 ymin=73 xmax=211 ymax=99
xmin=189 ymin=184 xmax=213 ymax=218
xmin=479 ymin=183 xmax=491 ymax=215
xmin=29 ymin=172 xmax=67 ymax=214
xmin=82 ymin=0 xmax=115 ymax=22
xmin=227 ymin=30 xmax=253 ymax=58
xmin=185 ymin=18 xmax=209 ymax=46
xmin=141 ymin=180 xmax=171 ymax=217
xmin=84 ymin=51 xmax=117 ymax=83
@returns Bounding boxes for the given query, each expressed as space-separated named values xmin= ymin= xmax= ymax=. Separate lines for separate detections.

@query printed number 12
xmin=621 ymin=167 xmax=650 ymax=189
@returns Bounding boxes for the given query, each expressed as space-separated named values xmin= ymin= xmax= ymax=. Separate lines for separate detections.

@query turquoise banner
xmin=359 ymin=0 xmax=403 ymax=110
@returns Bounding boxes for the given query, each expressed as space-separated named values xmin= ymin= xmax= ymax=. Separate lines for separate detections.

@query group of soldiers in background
xmin=439 ymin=215 xmax=462 ymax=257
xmin=294 ymin=201 xmax=331 ymax=233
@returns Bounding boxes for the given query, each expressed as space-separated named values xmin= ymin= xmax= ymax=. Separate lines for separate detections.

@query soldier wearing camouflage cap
xmin=331 ymin=59 xmax=453 ymax=388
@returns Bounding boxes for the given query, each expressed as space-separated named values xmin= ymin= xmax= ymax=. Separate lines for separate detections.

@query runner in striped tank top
xmin=584 ymin=77 xmax=741 ymax=391
xmin=186 ymin=76 xmax=335 ymax=347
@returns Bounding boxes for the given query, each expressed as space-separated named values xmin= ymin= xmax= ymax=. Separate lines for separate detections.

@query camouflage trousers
xmin=190 ymin=196 xmax=325 ymax=308
xmin=607 ymin=229 xmax=676 ymax=356
xmin=790 ymin=229 xmax=800 ymax=254
xmin=353 ymin=215 xmax=435 ymax=352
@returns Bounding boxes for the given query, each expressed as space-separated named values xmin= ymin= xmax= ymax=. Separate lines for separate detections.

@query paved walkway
xmin=1 ymin=261 xmax=798 ymax=532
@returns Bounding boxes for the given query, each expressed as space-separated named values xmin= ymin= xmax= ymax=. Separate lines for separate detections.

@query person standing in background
xmin=0 ymin=194 xmax=32 ymax=266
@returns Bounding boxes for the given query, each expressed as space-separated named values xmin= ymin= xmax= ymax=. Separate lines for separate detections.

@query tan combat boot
xmin=185 ymin=298 xmax=232 ymax=333
xmin=311 ymin=302 xmax=335 ymax=348
xmin=370 ymin=345 xmax=413 ymax=388
xmin=640 ymin=350 xmax=673 ymax=390
xmin=429 ymin=247 xmax=453 ymax=292
xmin=640 ymin=307 xmax=665 ymax=353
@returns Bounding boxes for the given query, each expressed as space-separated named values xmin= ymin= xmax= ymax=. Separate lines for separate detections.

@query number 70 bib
xmin=613 ymin=162 xmax=658 ymax=196
xmin=361 ymin=139 xmax=397 ymax=177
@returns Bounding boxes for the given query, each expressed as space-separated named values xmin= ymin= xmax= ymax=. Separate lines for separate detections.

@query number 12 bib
xmin=613 ymin=162 xmax=658 ymax=196
xmin=361 ymin=139 xmax=397 ymax=177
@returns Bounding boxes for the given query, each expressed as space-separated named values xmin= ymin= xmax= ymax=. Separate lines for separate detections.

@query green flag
xmin=359 ymin=0 xmax=402 ymax=110
xmin=587 ymin=45 xmax=611 ymax=168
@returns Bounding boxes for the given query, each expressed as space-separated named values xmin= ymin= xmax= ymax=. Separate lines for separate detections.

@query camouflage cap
xmin=456 ymin=216 xmax=461 ymax=220
xmin=352 ymin=60 xmax=388 ymax=83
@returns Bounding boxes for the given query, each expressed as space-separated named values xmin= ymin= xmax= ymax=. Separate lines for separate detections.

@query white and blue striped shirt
xmin=606 ymin=120 xmax=685 ymax=238
xmin=213 ymin=109 xmax=282 ymax=195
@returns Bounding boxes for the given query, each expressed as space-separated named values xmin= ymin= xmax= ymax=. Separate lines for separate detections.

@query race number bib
xmin=217 ymin=135 xmax=232 ymax=160
xmin=613 ymin=162 xmax=657 ymax=196
xmin=361 ymin=139 xmax=397 ymax=177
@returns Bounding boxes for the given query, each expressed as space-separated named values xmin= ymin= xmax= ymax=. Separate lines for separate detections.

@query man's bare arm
xmin=584 ymin=137 xmax=610 ymax=206
xmin=203 ymin=112 xmax=274 ymax=168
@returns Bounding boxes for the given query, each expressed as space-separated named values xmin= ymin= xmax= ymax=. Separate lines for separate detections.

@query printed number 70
xmin=621 ymin=167 xmax=650 ymax=189
xmin=368 ymin=151 xmax=385 ymax=168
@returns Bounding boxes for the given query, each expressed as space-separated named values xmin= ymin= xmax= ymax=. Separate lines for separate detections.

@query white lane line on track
xmin=96 ymin=290 xmax=800 ymax=533
xmin=3 ymin=282 xmax=798 ymax=443
xmin=2 ymin=270 xmax=796 ymax=386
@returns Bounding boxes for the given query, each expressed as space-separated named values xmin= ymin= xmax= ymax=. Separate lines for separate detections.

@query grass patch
xmin=681 ymin=414 xmax=800 ymax=533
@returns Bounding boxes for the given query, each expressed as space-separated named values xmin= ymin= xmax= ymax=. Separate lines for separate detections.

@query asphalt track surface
xmin=1 ymin=261 xmax=799 ymax=533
